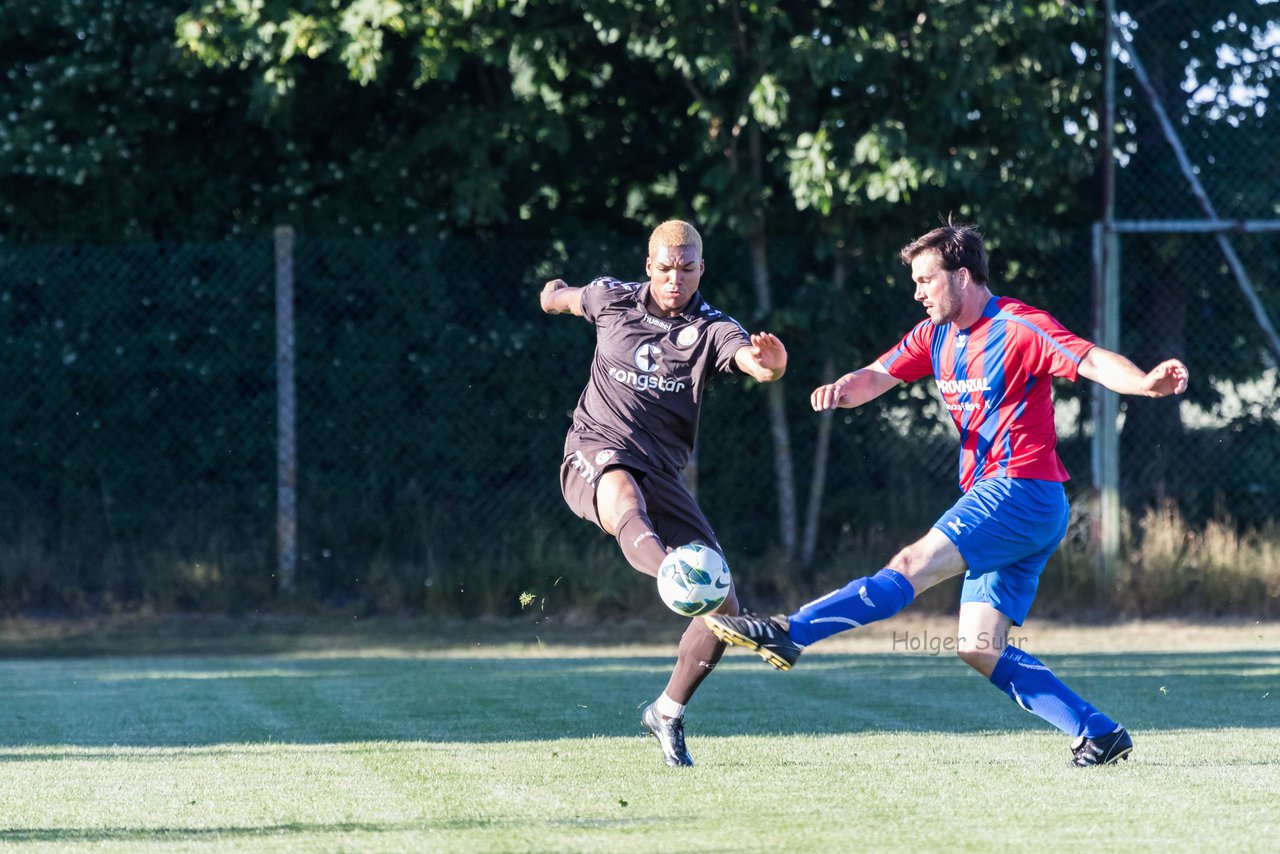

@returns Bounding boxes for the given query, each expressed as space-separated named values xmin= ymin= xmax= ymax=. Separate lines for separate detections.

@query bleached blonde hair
xmin=648 ymin=220 xmax=703 ymax=258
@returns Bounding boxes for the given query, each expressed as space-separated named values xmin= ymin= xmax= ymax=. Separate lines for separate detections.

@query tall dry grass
xmin=2 ymin=502 xmax=1277 ymax=619
xmin=1114 ymin=503 xmax=1280 ymax=617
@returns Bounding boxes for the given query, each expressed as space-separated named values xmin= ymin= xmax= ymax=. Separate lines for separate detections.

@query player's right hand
xmin=810 ymin=379 xmax=847 ymax=411
xmin=540 ymin=278 xmax=568 ymax=313
xmin=1145 ymin=358 xmax=1190 ymax=397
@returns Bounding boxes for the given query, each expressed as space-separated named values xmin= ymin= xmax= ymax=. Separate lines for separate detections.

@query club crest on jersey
xmin=594 ymin=450 xmax=616 ymax=467
xmin=677 ymin=327 xmax=698 ymax=347
xmin=634 ymin=343 xmax=661 ymax=372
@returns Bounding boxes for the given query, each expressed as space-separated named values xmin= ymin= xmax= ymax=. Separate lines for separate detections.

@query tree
xmin=172 ymin=0 xmax=1131 ymax=565
xmin=0 ymin=1 xmax=277 ymax=241
xmin=2 ymin=0 xmax=692 ymax=242
xmin=1111 ymin=1 xmax=1280 ymax=510
xmin=173 ymin=0 xmax=705 ymax=240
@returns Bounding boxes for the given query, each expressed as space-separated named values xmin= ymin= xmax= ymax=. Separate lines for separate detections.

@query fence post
xmin=275 ymin=225 xmax=298 ymax=595
xmin=1089 ymin=0 xmax=1121 ymax=591
xmin=1090 ymin=223 xmax=1121 ymax=587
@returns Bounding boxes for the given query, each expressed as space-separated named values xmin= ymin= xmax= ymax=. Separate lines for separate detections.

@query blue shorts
xmin=932 ymin=478 xmax=1069 ymax=626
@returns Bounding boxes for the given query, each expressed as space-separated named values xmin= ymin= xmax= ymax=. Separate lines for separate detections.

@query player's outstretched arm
xmin=734 ymin=332 xmax=787 ymax=383
xmin=811 ymin=362 xmax=899 ymax=411
xmin=1078 ymin=348 xmax=1189 ymax=398
xmin=540 ymin=279 xmax=585 ymax=316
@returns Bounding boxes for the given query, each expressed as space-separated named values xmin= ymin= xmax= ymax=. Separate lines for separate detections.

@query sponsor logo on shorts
xmin=677 ymin=327 xmax=698 ymax=347
xmin=946 ymin=517 xmax=967 ymax=535
xmin=569 ymin=450 xmax=598 ymax=483
xmin=594 ymin=450 xmax=616 ymax=466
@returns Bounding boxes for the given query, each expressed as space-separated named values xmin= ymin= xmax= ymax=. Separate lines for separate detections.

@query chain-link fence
xmin=0 ymin=233 xmax=1077 ymax=612
xmin=5 ymin=222 xmax=1272 ymax=614
xmin=0 ymin=3 xmax=1275 ymax=616
xmin=1105 ymin=4 xmax=1280 ymax=530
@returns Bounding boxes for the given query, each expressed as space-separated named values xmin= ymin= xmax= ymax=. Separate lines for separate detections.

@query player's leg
xmin=955 ymin=598 xmax=1015 ymax=677
xmin=652 ymin=491 xmax=738 ymax=708
xmin=705 ymin=526 xmax=964 ymax=669
xmin=788 ymin=528 xmax=960 ymax=645
xmin=662 ymin=581 xmax=740 ymax=706
xmin=597 ymin=468 xmax=669 ymax=578
xmin=645 ymin=582 xmax=740 ymax=767
xmin=951 ymin=481 xmax=1131 ymax=765
xmin=973 ymin=601 xmax=1130 ymax=763
xmin=560 ymin=447 xmax=669 ymax=578
xmin=964 ymin=599 xmax=1108 ymax=730
xmin=641 ymin=480 xmax=732 ymax=767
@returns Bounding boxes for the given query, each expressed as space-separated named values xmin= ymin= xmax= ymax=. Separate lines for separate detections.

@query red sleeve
xmin=1001 ymin=301 xmax=1094 ymax=381
xmin=877 ymin=320 xmax=935 ymax=383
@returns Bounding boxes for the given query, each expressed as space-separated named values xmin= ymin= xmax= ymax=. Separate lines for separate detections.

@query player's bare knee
xmin=886 ymin=543 xmax=915 ymax=572
xmin=886 ymin=543 xmax=932 ymax=585
xmin=887 ymin=534 xmax=964 ymax=593
xmin=956 ymin=643 xmax=999 ymax=676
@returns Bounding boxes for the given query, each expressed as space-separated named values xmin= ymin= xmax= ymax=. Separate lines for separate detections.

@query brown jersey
xmin=565 ymin=277 xmax=751 ymax=477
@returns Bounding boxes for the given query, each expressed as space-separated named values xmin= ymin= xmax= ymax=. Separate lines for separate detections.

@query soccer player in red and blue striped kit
xmin=707 ymin=220 xmax=1189 ymax=766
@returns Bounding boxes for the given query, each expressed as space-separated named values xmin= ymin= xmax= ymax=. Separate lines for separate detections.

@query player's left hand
xmin=749 ymin=332 xmax=787 ymax=373
xmin=1145 ymin=359 xmax=1189 ymax=397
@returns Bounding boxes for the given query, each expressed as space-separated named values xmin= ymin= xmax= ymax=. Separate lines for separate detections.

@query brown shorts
xmin=559 ymin=438 xmax=720 ymax=550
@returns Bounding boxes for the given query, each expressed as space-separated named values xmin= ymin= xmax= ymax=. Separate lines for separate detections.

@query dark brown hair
xmin=899 ymin=219 xmax=989 ymax=285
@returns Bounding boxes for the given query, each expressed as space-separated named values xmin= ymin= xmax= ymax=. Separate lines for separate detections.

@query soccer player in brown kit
xmin=540 ymin=220 xmax=788 ymax=767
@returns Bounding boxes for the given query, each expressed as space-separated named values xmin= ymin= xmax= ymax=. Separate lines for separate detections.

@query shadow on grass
xmin=0 ymin=818 xmax=580 ymax=844
xmin=0 ymin=613 xmax=684 ymax=658
xmin=0 ymin=649 xmax=1275 ymax=751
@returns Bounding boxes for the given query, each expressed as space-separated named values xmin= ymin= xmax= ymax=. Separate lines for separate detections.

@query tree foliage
xmin=3 ymin=1 xmax=1278 ymax=603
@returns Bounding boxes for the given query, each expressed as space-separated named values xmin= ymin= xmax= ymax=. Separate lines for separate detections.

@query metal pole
xmin=1090 ymin=0 xmax=1122 ymax=586
xmin=1090 ymin=224 xmax=1122 ymax=585
xmin=1113 ymin=219 xmax=1280 ymax=234
xmin=275 ymin=225 xmax=298 ymax=595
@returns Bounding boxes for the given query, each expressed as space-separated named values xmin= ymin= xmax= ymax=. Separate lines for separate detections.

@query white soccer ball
xmin=657 ymin=543 xmax=732 ymax=617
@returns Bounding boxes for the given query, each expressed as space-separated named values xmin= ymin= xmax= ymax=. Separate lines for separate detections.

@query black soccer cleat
xmin=642 ymin=703 xmax=693 ymax=768
xmin=1071 ymin=725 xmax=1134 ymax=767
xmin=703 ymin=612 xmax=804 ymax=671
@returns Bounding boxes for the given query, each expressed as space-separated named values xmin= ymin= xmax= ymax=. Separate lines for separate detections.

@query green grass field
xmin=0 ymin=617 xmax=1277 ymax=852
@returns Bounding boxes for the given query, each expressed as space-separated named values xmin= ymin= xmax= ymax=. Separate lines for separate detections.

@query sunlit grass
xmin=0 ymin=623 xmax=1277 ymax=852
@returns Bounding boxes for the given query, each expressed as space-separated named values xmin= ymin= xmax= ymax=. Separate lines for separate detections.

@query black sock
xmin=614 ymin=508 xmax=667 ymax=577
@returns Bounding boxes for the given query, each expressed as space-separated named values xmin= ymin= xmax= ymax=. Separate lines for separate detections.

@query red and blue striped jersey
xmin=878 ymin=296 xmax=1094 ymax=492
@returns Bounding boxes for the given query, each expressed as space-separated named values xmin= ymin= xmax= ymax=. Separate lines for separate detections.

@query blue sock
xmin=787 ymin=569 xmax=915 ymax=646
xmin=988 ymin=647 xmax=1117 ymax=737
